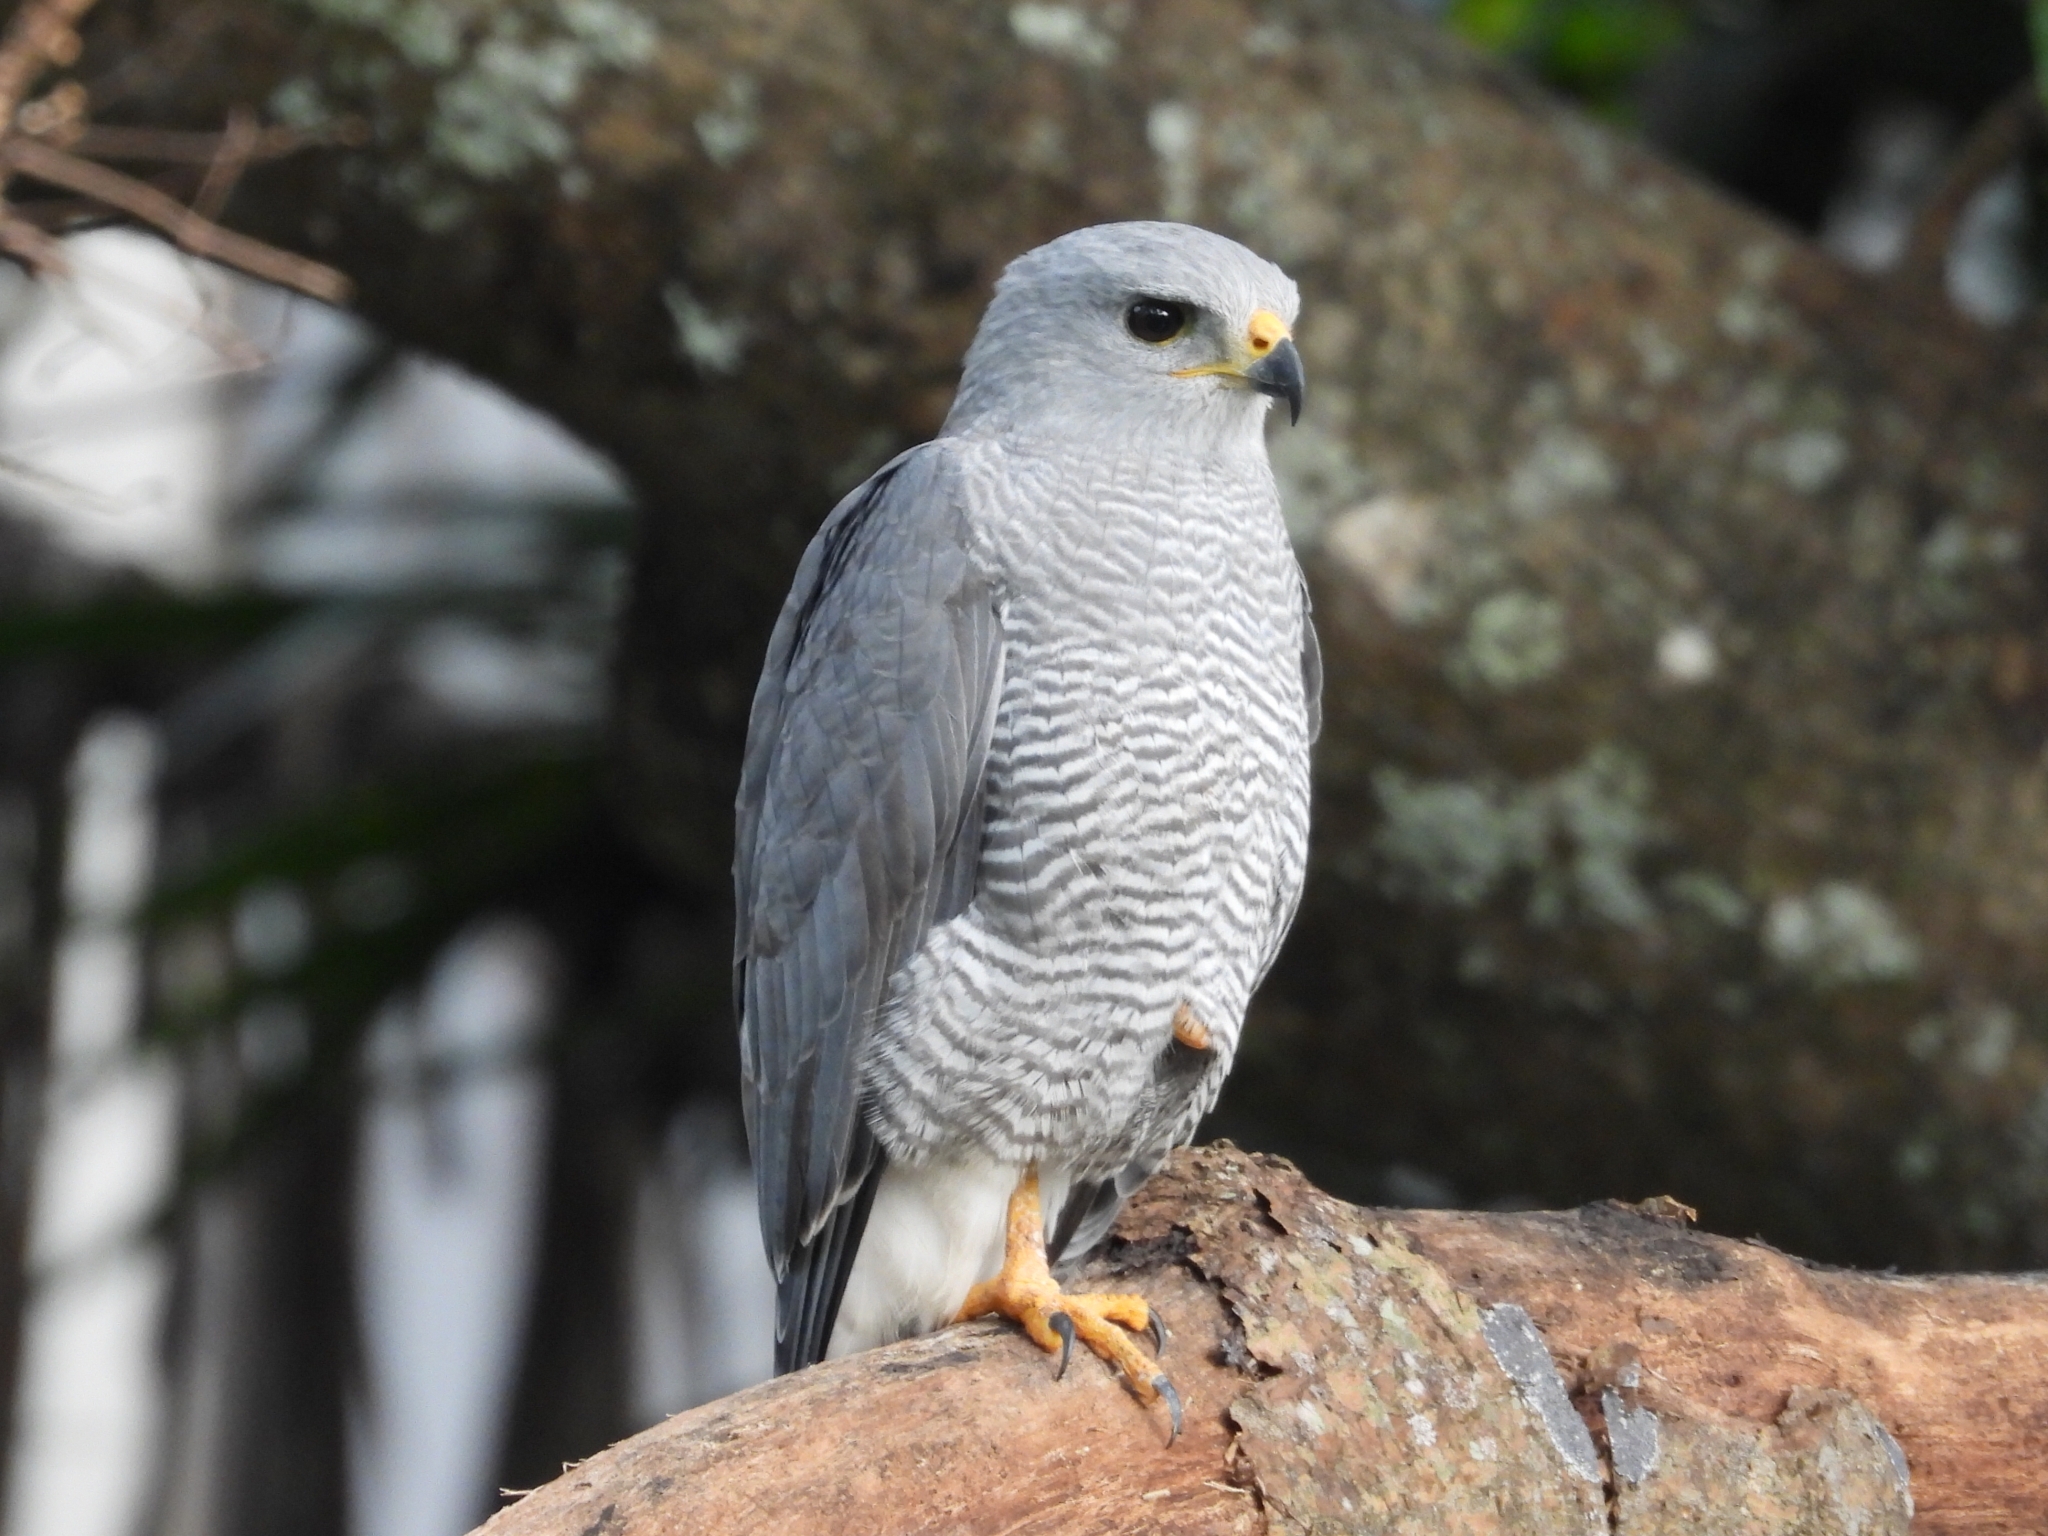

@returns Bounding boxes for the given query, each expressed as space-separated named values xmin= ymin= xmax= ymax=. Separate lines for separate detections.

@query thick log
xmin=471 ymin=1146 xmax=2045 ymax=1536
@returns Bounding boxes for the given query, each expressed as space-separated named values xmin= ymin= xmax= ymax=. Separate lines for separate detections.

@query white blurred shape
xmin=1820 ymin=105 xmax=1950 ymax=272
xmin=253 ymin=511 xmax=555 ymax=594
xmin=230 ymin=880 xmax=313 ymax=975
xmin=60 ymin=718 xmax=160 ymax=928
xmin=0 ymin=231 xmax=232 ymax=587
xmin=1947 ymin=168 xmax=2031 ymax=326
xmin=313 ymin=351 xmax=626 ymax=508
xmin=351 ymin=921 xmax=552 ymax=1536
xmin=404 ymin=620 xmax=603 ymax=726
xmin=627 ymin=1104 xmax=775 ymax=1423
xmin=232 ymin=298 xmax=627 ymax=597
xmin=1655 ymin=624 xmax=1718 ymax=686
xmin=7 ymin=713 xmax=175 ymax=1536
xmin=1820 ymin=100 xmax=2033 ymax=325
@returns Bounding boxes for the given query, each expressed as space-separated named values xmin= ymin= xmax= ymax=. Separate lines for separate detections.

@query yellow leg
xmin=953 ymin=1165 xmax=1182 ymax=1441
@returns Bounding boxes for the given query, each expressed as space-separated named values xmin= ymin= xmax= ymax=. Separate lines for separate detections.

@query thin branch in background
xmin=0 ymin=0 xmax=96 ymax=130
xmin=0 ymin=200 xmax=64 ymax=275
xmin=0 ymin=0 xmax=352 ymax=304
xmin=190 ymin=105 xmax=256 ymax=223
xmin=69 ymin=122 xmax=311 ymax=165
xmin=1898 ymin=78 xmax=2041 ymax=295
xmin=15 ymin=80 xmax=84 ymax=144
xmin=2 ymin=138 xmax=350 ymax=304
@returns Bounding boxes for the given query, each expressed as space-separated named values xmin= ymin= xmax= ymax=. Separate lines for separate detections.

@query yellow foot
xmin=953 ymin=1165 xmax=1182 ymax=1442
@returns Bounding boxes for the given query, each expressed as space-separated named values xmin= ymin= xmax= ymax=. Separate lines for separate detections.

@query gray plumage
xmin=735 ymin=222 xmax=1318 ymax=1373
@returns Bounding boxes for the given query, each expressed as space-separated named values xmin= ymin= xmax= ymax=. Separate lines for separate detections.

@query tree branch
xmin=0 ymin=0 xmax=349 ymax=299
xmin=1898 ymin=78 xmax=2041 ymax=297
xmin=0 ymin=0 xmax=95 ymax=130
xmin=474 ymin=1147 xmax=2044 ymax=1536
xmin=0 ymin=135 xmax=348 ymax=301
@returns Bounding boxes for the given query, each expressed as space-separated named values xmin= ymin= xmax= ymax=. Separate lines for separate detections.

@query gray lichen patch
xmin=693 ymin=74 xmax=761 ymax=167
xmin=1603 ymin=1385 xmax=1661 ymax=1485
xmin=1370 ymin=744 xmax=1661 ymax=930
xmin=1146 ymin=101 xmax=1201 ymax=224
xmin=1762 ymin=882 xmax=1920 ymax=988
xmin=1750 ymin=428 xmax=1850 ymax=496
xmin=1619 ymin=1388 xmax=1913 ymax=1534
xmin=1506 ymin=428 xmax=1619 ymax=520
xmin=1654 ymin=623 xmax=1718 ymax=685
xmin=1320 ymin=493 xmax=1439 ymax=623
xmin=430 ymin=36 xmax=585 ymax=177
xmin=1663 ymin=869 xmax=1751 ymax=929
xmin=284 ymin=0 xmax=660 ymax=221
xmin=1481 ymin=1305 xmax=1602 ymax=1484
xmin=1007 ymin=3 xmax=1119 ymax=67
xmin=662 ymin=283 xmax=750 ymax=376
xmin=1454 ymin=589 xmax=1567 ymax=692
xmin=1629 ymin=318 xmax=1687 ymax=387
xmin=1920 ymin=514 xmax=2023 ymax=576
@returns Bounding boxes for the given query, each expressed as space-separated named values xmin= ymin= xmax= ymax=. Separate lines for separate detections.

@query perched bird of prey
xmin=735 ymin=221 xmax=1317 ymax=1431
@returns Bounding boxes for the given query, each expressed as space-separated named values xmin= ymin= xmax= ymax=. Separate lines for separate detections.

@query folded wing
xmin=734 ymin=443 xmax=1004 ymax=1371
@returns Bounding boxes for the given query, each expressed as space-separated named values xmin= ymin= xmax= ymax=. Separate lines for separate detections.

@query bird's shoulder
xmin=735 ymin=437 xmax=1007 ymax=943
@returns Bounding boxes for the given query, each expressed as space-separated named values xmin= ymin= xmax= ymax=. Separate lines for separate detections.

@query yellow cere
xmin=1171 ymin=308 xmax=1292 ymax=381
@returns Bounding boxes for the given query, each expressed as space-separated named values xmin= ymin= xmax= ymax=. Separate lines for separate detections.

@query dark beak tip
xmin=1246 ymin=336 xmax=1306 ymax=427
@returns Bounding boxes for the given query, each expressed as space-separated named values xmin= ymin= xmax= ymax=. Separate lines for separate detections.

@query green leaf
xmin=1451 ymin=0 xmax=1543 ymax=52
xmin=2034 ymin=1 xmax=2048 ymax=110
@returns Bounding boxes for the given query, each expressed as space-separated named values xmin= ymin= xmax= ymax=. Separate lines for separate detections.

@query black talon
xmin=1050 ymin=1311 xmax=1075 ymax=1379
xmin=1146 ymin=1311 xmax=1168 ymax=1357
xmin=1153 ymin=1375 xmax=1183 ymax=1444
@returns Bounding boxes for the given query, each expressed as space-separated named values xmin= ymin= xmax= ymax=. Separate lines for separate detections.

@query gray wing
xmin=734 ymin=442 xmax=1003 ymax=1372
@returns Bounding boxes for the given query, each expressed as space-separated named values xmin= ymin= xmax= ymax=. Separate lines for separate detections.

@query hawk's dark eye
xmin=1125 ymin=298 xmax=1189 ymax=344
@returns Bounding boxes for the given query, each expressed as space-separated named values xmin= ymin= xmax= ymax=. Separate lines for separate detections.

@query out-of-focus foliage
xmin=0 ymin=593 xmax=300 ymax=662
xmin=146 ymin=751 xmax=597 ymax=1181
xmin=1449 ymin=0 xmax=1687 ymax=113
xmin=2034 ymin=0 xmax=2048 ymax=104
xmin=0 ymin=305 xmax=638 ymax=1212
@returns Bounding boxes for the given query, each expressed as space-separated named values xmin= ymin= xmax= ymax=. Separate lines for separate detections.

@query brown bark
xmin=469 ymin=1146 xmax=2043 ymax=1536
xmin=67 ymin=0 xmax=2048 ymax=1273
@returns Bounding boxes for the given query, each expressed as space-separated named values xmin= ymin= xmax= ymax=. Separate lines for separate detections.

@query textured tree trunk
xmin=79 ymin=0 xmax=2048 ymax=1270
xmin=467 ymin=1146 xmax=2043 ymax=1536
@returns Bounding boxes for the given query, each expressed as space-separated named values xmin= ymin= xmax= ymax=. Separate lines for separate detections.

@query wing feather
xmin=734 ymin=444 xmax=1002 ymax=1371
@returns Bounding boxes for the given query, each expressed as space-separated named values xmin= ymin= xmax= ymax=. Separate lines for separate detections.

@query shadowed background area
xmin=0 ymin=0 xmax=2043 ymax=1533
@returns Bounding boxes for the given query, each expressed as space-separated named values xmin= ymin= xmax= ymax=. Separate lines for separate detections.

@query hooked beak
xmin=1171 ymin=307 xmax=1306 ymax=425
xmin=1245 ymin=335 xmax=1304 ymax=426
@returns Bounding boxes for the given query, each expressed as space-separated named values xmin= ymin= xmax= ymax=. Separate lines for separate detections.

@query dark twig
xmin=190 ymin=104 xmax=256 ymax=222
xmin=0 ymin=0 xmax=96 ymax=131
xmin=15 ymin=79 xmax=84 ymax=143
xmin=66 ymin=122 xmax=309 ymax=164
xmin=0 ymin=0 xmax=351 ymax=304
xmin=0 ymin=204 xmax=65 ymax=275
xmin=1898 ymin=79 xmax=2041 ymax=295
xmin=1 ymin=136 xmax=350 ymax=302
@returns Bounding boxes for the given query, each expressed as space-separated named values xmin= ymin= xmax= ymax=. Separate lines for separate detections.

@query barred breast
xmin=863 ymin=431 xmax=1312 ymax=1181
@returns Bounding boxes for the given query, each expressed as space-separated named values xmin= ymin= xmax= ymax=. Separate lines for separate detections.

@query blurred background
xmin=0 ymin=0 xmax=2040 ymax=1533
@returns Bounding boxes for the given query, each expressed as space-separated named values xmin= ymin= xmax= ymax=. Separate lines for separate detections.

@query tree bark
xmin=466 ymin=1145 xmax=2043 ymax=1536
xmin=76 ymin=0 xmax=2048 ymax=1271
